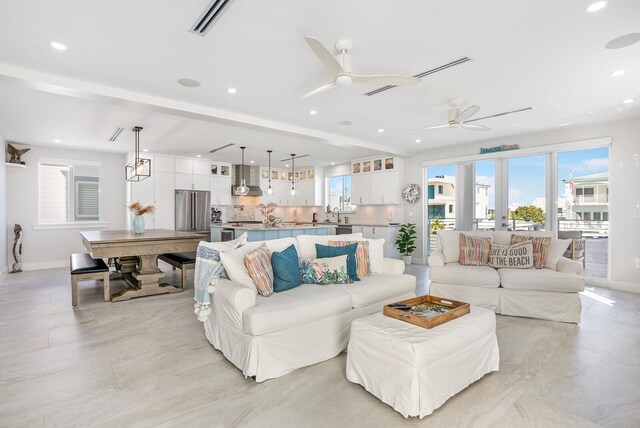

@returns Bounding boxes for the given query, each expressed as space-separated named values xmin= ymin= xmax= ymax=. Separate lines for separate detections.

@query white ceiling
xmin=0 ymin=0 xmax=638 ymax=165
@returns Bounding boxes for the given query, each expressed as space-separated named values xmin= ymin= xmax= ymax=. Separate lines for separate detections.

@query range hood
xmin=231 ymin=165 xmax=263 ymax=196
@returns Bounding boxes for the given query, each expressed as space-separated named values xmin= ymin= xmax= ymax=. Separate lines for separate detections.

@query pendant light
xmin=290 ymin=153 xmax=297 ymax=195
xmin=267 ymin=150 xmax=274 ymax=195
xmin=125 ymin=126 xmax=151 ymax=181
xmin=235 ymin=146 xmax=249 ymax=196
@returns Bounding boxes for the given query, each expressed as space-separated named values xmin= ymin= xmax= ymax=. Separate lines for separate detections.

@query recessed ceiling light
xmin=337 ymin=120 xmax=353 ymax=126
xmin=309 ymin=110 xmax=317 ymax=115
xmin=560 ymin=123 xmax=571 ymax=126
xmin=586 ymin=1 xmax=608 ymax=13
xmin=415 ymin=139 xmax=421 ymax=143
xmin=250 ymin=160 xmax=254 ymax=164
xmin=623 ymin=98 xmax=634 ymax=104
xmin=50 ymin=41 xmax=67 ymax=51
xmin=555 ymin=104 xmax=564 ymax=108
xmin=605 ymin=33 xmax=640 ymax=50
xmin=142 ymin=149 xmax=149 ymax=152
xmin=377 ymin=128 xmax=384 ymax=133
xmin=196 ymin=154 xmax=202 ymax=158
xmin=177 ymin=78 xmax=200 ymax=87
xmin=588 ymin=120 xmax=593 ymax=123
xmin=53 ymin=139 xmax=61 ymax=143
xmin=331 ymin=162 xmax=335 ymax=165
xmin=611 ymin=70 xmax=626 ymax=77
xmin=227 ymin=87 xmax=237 ymax=94
xmin=285 ymin=164 xmax=290 ymax=168
xmin=589 ymin=111 xmax=595 ymax=114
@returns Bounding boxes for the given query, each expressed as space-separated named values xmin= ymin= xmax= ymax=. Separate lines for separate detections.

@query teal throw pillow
xmin=315 ymin=243 xmax=360 ymax=281
xmin=271 ymin=244 xmax=302 ymax=292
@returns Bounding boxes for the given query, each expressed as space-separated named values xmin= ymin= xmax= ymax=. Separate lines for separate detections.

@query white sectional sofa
xmin=428 ymin=230 xmax=584 ymax=323
xmin=203 ymin=233 xmax=416 ymax=382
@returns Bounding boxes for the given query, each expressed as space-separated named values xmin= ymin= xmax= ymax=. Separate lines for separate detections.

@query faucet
xmin=332 ymin=207 xmax=341 ymax=223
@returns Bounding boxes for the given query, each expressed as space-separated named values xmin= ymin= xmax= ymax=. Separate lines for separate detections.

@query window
xmin=428 ymin=205 xmax=445 ymax=219
xmin=583 ymin=212 xmax=592 ymax=221
xmin=593 ymin=212 xmax=601 ymax=221
xmin=438 ymin=185 xmax=444 ymax=194
xmin=428 ymin=185 xmax=435 ymax=199
xmin=448 ymin=205 xmax=454 ymax=214
xmin=327 ymin=175 xmax=354 ymax=212
xmin=39 ymin=161 xmax=101 ymax=223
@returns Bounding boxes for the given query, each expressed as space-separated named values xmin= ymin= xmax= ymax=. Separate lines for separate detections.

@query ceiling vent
xmin=364 ymin=57 xmax=472 ymax=96
xmin=108 ymin=127 xmax=124 ymax=142
xmin=189 ymin=0 xmax=234 ymax=36
xmin=209 ymin=143 xmax=235 ymax=153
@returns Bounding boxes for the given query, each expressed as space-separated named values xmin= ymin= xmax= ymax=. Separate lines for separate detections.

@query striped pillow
xmin=510 ymin=235 xmax=551 ymax=269
xmin=328 ymin=240 xmax=371 ymax=276
xmin=459 ymin=234 xmax=492 ymax=266
xmin=244 ymin=243 xmax=274 ymax=296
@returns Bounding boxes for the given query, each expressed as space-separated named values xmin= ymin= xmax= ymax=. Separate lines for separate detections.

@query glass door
xmin=474 ymin=160 xmax=495 ymax=230
xmin=505 ymin=154 xmax=547 ymax=231
xmin=426 ymin=165 xmax=456 ymax=251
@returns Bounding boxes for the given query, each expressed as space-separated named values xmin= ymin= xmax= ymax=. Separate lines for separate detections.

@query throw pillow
xmin=488 ymin=241 xmax=534 ymax=269
xmin=510 ymin=235 xmax=552 ymax=269
xmin=544 ymin=239 xmax=572 ymax=270
xmin=299 ymin=255 xmax=350 ymax=285
xmin=459 ymin=234 xmax=492 ymax=266
xmin=362 ymin=238 xmax=385 ymax=273
xmin=296 ymin=233 xmax=364 ymax=259
xmin=271 ymin=244 xmax=302 ymax=292
xmin=244 ymin=244 xmax=274 ymax=296
xmin=328 ymin=240 xmax=371 ymax=277
xmin=316 ymin=243 xmax=359 ymax=281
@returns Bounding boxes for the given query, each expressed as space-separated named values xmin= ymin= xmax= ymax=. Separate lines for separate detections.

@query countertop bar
xmin=211 ymin=222 xmax=399 ymax=229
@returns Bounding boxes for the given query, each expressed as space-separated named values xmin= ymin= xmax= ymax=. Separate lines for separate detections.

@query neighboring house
xmin=427 ymin=175 xmax=490 ymax=220
xmin=561 ymin=172 xmax=609 ymax=221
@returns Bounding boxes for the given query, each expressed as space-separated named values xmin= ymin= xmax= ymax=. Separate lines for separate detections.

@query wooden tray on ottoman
xmin=383 ymin=295 xmax=470 ymax=329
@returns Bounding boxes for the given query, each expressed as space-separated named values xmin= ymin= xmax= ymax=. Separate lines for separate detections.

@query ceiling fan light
xmin=336 ymin=75 xmax=352 ymax=86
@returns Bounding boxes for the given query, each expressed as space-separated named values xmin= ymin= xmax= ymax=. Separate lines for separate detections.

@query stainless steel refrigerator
xmin=175 ymin=190 xmax=211 ymax=232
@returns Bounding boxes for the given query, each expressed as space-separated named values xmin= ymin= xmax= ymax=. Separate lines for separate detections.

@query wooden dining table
xmin=80 ymin=229 xmax=207 ymax=302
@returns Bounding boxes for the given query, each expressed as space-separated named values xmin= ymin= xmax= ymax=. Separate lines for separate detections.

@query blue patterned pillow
xmin=299 ymin=255 xmax=350 ymax=285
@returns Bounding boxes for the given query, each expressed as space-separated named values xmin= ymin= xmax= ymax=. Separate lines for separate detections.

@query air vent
xmin=189 ymin=0 xmax=234 ymax=36
xmin=364 ymin=57 xmax=472 ymax=96
xmin=209 ymin=143 xmax=235 ymax=153
xmin=465 ymin=107 xmax=534 ymax=123
xmin=108 ymin=127 xmax=124 ymax=142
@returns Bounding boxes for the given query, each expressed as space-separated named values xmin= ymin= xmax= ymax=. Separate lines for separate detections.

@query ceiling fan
xmin=301 ymin=36 xmax=421 ymax=99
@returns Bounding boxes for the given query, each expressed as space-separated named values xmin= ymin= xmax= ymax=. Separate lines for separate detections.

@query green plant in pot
xmin=396 ymin=223 xmax=417 ymax=265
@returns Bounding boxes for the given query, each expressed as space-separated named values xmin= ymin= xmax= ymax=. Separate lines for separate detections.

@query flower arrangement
xmin=127 ymin=201 xmax=156 ymax=216
xmin=259 ymin=202 xmax=278 ymax=218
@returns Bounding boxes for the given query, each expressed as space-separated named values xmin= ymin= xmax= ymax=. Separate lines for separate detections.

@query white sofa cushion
xmin=363 ymin=238 xmax=385 ymax=274
xmin=220 ymin=237 xmax=297 ymax=290
xmin=429 ymin=263 xmax=501 ymax=288
xmin=436 ymin=230 xmax=494 ymax=263
xmin=328 ymin=273 xmax=416 ymax=309
xmin=493 ymin=230 xmax=552 ymax=246
xmin=498 ymin=268 xmax=584 ymax=293
xmin=296 ymin=233 xmax=363 ymax=259
xmin=544 ymin=239 xmax=572 ymax=270
xmin=242 ymin=284 xmax=352 ymax=335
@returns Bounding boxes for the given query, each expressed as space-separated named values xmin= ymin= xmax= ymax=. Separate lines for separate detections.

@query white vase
xmin=402 ymin=255 xmax=413 ymax=266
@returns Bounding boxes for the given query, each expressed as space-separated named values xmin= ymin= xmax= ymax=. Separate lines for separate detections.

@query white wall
xmin=0 ymin=135 xmax=7 ymax=281
xmin=405 ymin=117 xmax=640 ymax=291
xmin=5 ymin=145 xmax=127 ymax=270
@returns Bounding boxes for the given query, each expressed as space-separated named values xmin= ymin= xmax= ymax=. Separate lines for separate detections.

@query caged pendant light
xmin=125 ymin=126 xmax=151 ymax=181
xmin=235 ymin=146 xmax=249 ymax=196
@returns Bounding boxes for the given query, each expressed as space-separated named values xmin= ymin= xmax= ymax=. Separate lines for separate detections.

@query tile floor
xmin=0 ymin=264 xmax=639 ymax=427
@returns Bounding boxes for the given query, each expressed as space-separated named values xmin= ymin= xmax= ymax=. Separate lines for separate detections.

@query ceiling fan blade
xmin=456 ymin=105 xmax=481 ymax=122
xmin=300 ymin=81 xmax=336 ymax=99
xmin=462 ymin=123 xmax=491 ymax=131
xmin=351 ymin=74 xmax=420 ymax=86
xmin=423 ymin=124 xmax=451 ymax=130
xmin=465 ymin=106 xmax=534 ymax=123
xmin=304 ymin=36 xmax=342 ymax=75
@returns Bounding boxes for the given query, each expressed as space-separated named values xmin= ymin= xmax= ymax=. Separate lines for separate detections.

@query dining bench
xmin=70 ymin=252 xmax=110 ymax=306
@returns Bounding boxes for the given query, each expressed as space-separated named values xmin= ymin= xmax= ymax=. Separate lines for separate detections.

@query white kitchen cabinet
xmin=218 ymin=175 xmax=232 ymax=206
xmin=154 ymin=171 xmax=175 ymax=229
xmin=361 ymin=226 xmax=400 ymax=258
xmin=210 ymin=176 xmax=221 ymax=205
xmin=154 ymin=155 xmax=175 ymax=172
xmin=350 ymin=157 xmax=404 ymax=205
xmin=193 ymin=174 xmax=209 ymax=191
xmin=193 ymin=159 xmax=211 ymax=175
xmin=175 ymin=173 xmax=193 ymax=190
xmin=175 ymin=158 xmax=193 ymax=174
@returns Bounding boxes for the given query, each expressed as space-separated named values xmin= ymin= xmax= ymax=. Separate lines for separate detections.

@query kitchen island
xmin=211 ymin=223 xmax=334 ymax=242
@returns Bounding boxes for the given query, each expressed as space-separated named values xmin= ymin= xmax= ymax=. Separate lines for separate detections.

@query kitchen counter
xmin=211 ymin=223 xmax=333 ymax=242
xmin=299 ymin=222 xmax=401 ymax=228
xmin=212 ymin=223 xmax=334 ymax=231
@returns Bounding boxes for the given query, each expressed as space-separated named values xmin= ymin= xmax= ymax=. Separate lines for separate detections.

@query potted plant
xmin=396 ymin=223 xmax=417 ymax=265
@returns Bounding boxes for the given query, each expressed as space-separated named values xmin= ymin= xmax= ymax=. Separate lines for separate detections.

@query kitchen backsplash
xmin=216 ymin=197 xmax=404 ymax=225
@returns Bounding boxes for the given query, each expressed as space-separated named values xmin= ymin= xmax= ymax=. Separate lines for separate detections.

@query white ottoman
xmin=346 ymin=307 xmax=499 ymax=418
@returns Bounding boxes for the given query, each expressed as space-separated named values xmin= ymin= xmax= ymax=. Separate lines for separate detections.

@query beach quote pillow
xmin=488 ymin=241 xmax=534 ymax=269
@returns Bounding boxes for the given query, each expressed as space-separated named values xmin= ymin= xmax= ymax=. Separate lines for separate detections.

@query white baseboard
xmin=609 ymin=281 xmax=640 ymax=294
xmin=20 ymin=260 xmax=69 ymax=271
xmin=0 ymin=267 xmax=6 ymax=284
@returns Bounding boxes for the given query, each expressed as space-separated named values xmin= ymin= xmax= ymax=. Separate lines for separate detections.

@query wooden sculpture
xmin=11 ymin=224 xmax=23 ymax=273
xmin=7 ymin=143 xmax=30 ymax=164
